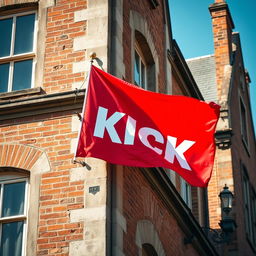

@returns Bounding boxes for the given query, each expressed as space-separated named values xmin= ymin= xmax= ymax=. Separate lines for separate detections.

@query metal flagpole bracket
xmin=72 ymin=158 xmax=92 ymax=170
xmin=75 ymin=112 xmax=82 ymax=121
xmin=90 ymin=52 xmax=97 ymax=64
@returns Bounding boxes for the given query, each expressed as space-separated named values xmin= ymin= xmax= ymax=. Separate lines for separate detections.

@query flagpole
xmin=72 ymin=53 xmax=96 ymax=166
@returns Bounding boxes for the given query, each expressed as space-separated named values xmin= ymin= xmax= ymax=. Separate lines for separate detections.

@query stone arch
xmin=136 ymin=220 xmax=166 ymax=256
xmin=129 ymin=10 xmax=159 ymax=91
xmin=0 ymin=143 xmax=50 ymax=173
xmin=0 ymin=143 xmax=50 ymax=255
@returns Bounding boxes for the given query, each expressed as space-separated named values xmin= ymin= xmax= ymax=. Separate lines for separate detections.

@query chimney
xmin=209 ymin=0 xmax=234 ymax=98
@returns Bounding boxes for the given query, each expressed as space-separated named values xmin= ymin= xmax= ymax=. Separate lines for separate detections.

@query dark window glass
xmin=0 ymin=63 xmax=10 ymax=93
xmin=134 ymin=51 xmax=140 ymax=86
xmin=0 ymin=18 xmax=13 ymax=57
xmin=142 ymin=243 xmax=158 ymax=256
xmin=14 ymin=14 xmax=35 ymax=55
xmin=12 ymin=59 xmax=33 ymax=91
xmin=141 ymin=61 xmax=146 ymax=89
xmin=2 ymin=182 xmax=25 ymax=217
xmin=0 ymin=221 xmax=23 ymax=256
xmin=240 ymin=100 xmax=248 ymax=143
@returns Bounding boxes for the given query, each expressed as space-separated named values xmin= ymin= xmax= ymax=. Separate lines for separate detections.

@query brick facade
xmin=0 ymin=0 xmax=218 ymax=255
xmin=208 ymin=1 xmax=256 ymax=255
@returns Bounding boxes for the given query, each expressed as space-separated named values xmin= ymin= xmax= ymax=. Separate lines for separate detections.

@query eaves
xmin=141 ymin=167 xmax=219 ymax=256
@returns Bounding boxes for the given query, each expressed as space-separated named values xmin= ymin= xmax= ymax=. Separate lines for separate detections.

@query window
xmin=239 ymin=64 xmax=246 ymax=91
xmin=134 ymin=48 xmax=147 ymax=89
xmin=0 ymin=174 xmax=28 ymax=256
xmin=165 ymin=169 xmax=176 ymax=186
xmin=240 ymin=98 xmax=248 ymax=145
xmin=133 ymin=31 xmax=156 ymax=92
xmin=251 ymin=189 xmax=256 ymax=248
xmin=142 ymin=243 xmax=158 ymax=256
xmin=242 ymin=165 xmax=256 ymax=246
xmin=242 ymin=169 xmax=251 ymax=238
xmin=0 ymin=12 xmax=36 ymax=93
xmin=180 ymin=177 xmax=192 ymax=209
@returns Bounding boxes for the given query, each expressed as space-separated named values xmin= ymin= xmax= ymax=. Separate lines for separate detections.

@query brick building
xmin=187 ymin=0 xmax=256 ymax=255
xmin=0 ymin=0 xmax=220 ymax=255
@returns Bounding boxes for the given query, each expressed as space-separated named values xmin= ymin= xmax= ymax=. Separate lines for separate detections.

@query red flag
xmin=76 ymin=65 xmax=220 ymax=187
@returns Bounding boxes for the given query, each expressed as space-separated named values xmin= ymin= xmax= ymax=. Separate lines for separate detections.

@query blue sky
xmin=169 ymin=0 xmax=256 ymax=134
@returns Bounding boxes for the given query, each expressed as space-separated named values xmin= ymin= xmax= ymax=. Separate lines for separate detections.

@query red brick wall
xmin=228 ymin=44 xmax=256 ymax=255
xmin=122 ymin=166 xmax=199 ymax=256
xmin=209 ymin=2 xmax=256 ymax=255
xmin=210 ymin=3 xmax=233 ymax=98
xmin=43 ymin=0 xmax=86 ymax=94
xmin=0 ymin=111 xmax=83 ymax=255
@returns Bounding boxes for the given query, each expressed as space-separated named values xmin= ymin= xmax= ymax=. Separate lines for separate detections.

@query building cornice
xmin=168 ymin=40 xmax=204 ymax=100
xmin=0 ymin=90 xmax=85 ymax=121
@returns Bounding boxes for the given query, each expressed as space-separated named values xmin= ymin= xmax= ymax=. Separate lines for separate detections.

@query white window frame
xmin=0 ymin=11 xmax=37 ymax=93
xmin=180 ymin=177 xmax=192 ymax=209
xmin=0 ymin=176 xmax=29 ymax=256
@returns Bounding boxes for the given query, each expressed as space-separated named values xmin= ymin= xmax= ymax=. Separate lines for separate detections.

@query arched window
xmin=133 ymin=31 xmax=156 ymax=92
xmin=142 ymin=243 xmax=158 ymax=256
xmin=136 ymin=220 xmax=165 ymax=256
xmin=0 ymin=169 xmax=29 ymax=256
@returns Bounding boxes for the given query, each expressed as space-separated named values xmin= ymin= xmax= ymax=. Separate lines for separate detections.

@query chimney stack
xmin=209 ymin=1 xmax=234 ymax=98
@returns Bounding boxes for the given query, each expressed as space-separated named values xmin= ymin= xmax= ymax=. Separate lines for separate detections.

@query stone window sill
xmin=0 ymin=87 xmax=43 ymax=100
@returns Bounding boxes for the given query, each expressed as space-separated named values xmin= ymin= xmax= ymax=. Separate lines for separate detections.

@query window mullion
xmin=8 ymin=62 xmax=14 ymax=92
xmin=24 ymin=178 xmax=29 ymax=216
xmin=0 ymin=184 xmax=3 ymax=218
xmin=140 ymin=59 xmax=143 ymax=89
xmin=31 ymin=58 xmax=36 ymax=88
xmin=10 ymin=15 xmax=16 ymax=57
xmin=0 ymin=222 xmax=2 ymax=249
xmin=22 ymin=220 xmax=27 ymax=256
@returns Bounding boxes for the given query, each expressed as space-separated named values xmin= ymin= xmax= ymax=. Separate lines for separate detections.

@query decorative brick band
xmin=0 ymin=143 xmax=43 ymax=171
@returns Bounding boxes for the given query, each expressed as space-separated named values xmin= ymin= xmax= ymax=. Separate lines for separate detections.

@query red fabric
xmin=76 ymin=65 xmax=220 ymax=187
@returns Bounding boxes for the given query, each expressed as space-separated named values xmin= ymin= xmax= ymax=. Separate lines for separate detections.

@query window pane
xmin=12 ymin=59 xmax=33 ymax=91
xmin=14 ymin=14 xmax=35 ymax=55
xmin=134 ymin=51 xmax=140 ymax=86
xmin=0 ymin=18 xmax=13 ymax=57
xmin=2 ymin=182 xmax=25 ymax=217
xmin=0 ymin=63 xmax=10 ymax=93
xmin=241 ymin=101 xmax=248 ymax=142
xmin=141 ymin=61 xmax=146 ymax=89
xmin=0 ymin=221 xmax=23 ymax=256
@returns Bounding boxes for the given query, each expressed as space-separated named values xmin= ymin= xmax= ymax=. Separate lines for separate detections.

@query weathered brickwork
xmin=43 ymin=0 xmax=87 ymax=94
xmin=208 ymin=1 xmax=256 ymax=255
xmin=209 ymin=2 xmax=234 ymax=98
xmin=0 ymin=0 xmax=216 ymax=255
xmin=123 ymin=166 xmax=199 ymax=256
xmin=0 ymin=111 xmax=83 ymax=255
